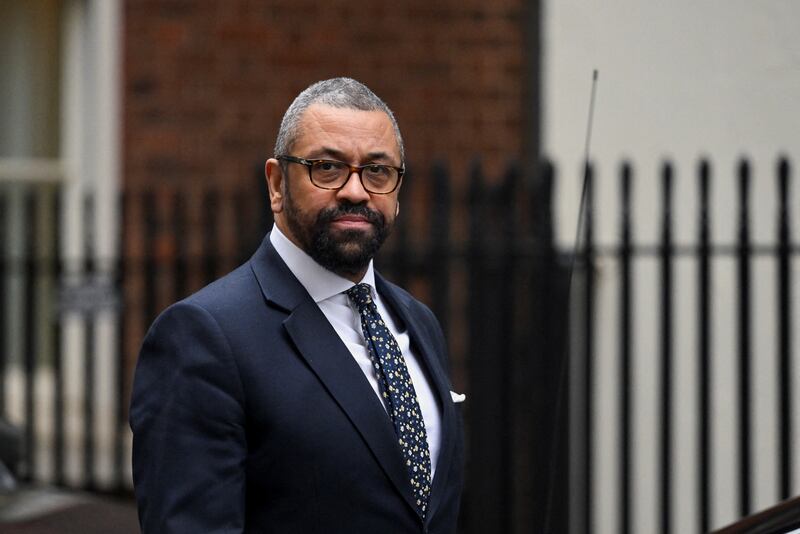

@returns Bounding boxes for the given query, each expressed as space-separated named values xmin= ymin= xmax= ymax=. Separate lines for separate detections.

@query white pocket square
xmin=450 ymin=391 xmax=466 ymax=403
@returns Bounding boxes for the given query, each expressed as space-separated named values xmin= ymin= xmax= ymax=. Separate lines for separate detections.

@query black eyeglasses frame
xmin=275 ymin=155 xmax=405 ymax=195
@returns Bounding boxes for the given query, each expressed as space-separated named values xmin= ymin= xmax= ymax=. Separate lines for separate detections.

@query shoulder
xmin=167 ymin=256 xmax=279 ymax=329
xmin=379 ymin=277 xmax=436 ymax=320
xmin=183 ymin=262 xmax=258 ymax=310
xmin=377 ymin=275 xmax=447 ymax=353
xmin=139 ymin=264 xmax=256 ymax=371
xmin=141 ymin=259 xmax=269 ymax=358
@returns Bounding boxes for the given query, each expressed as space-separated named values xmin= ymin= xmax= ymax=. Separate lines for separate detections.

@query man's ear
xmin=265 ymin=158 xmax=284 ymax=213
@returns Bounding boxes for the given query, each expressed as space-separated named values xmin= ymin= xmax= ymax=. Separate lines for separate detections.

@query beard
xmin=283 ymin=195 xmax=393 ymax=278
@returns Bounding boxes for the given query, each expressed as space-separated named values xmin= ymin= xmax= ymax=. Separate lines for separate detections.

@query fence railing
xmin=0 ymin=156 xmax=796 ymax=533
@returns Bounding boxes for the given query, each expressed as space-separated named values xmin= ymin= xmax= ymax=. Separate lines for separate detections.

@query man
xmin=130 ymin=78 xmax=464 ymax=533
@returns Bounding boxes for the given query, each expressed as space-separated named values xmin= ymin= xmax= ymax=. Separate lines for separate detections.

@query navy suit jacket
xmin=130 ymin=235 xmax=464 ymax=533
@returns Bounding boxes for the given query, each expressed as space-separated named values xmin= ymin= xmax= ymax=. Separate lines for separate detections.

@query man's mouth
xmin=330 ymin=214 xmax=373 ymax=230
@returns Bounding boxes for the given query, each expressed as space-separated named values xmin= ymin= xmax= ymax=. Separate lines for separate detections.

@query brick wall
xmin=123 ymin=0 xmax=529 ymax=191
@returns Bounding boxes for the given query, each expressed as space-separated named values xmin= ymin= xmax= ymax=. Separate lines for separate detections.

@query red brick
xmin=124 ymin=0 xmax=528 ymax=190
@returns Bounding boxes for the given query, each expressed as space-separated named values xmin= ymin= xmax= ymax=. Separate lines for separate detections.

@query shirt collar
xmin=270 ymin=223 xmax=376 ymax=302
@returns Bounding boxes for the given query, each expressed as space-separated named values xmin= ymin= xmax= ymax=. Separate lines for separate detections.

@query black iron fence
xmin=576 ymin=158 xmax=797 ymax=534
xmin=0 ymin=157 xmax=796 ymax=533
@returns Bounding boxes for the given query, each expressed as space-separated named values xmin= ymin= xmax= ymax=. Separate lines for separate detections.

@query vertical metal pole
xmin=83 ymin=278 xmax=96 ymax=491
xmin=466 ymin=161 xmax=483 ymax=534
xmin=391 ymin=168 xmax=411 ymax=289
xmin=232 ymin=190 xmax=247 ymax=265
xmin=737 ymin=159 xmax=752 ymax=517
xmin=203 ymin=189 xmax=219 ymax=286
xmin=23 ymin=189 xmax=36 ymax=481
xmin=83 ymin=193 xmax=95 ymax=490
xmin=536 ymin=159 xmax=568 ymax=534
xmin=619 ymin=162 xmax=633 ymax=534
xmin=660 ymin=163 xmax=674 ymax=534
xmin=697 ymin=160 xmax=712 ymax=534
xmin=776 ymin=157 xmax=792 ymax=500
xmin=173 ymin=190 xmax=187 ymax=300
xmin=583 ymin=164 xmax=595 ymax=534
xmin=499 ymin=165 xmax=517 ymax=533
xmin=53 ymin=188 xmax=65 ymax=486
xmin=114 ymin=190 xmax=127 ymax=491
xmin=143 ymin=191 xmax=157 ymax=328
xmin=467 ymin=160 xmax=506 ymax=534
xmin=0 ymin=191 xmax=6 ymax=417
xmin=430 ymin=163 xmax=451 ymax=336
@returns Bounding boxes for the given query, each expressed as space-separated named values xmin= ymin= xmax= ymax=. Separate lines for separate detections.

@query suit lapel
xmin=249 ymin=236 xmax=422 ymax=518
xmin=376 ymin=276 xmax=458 ymax=524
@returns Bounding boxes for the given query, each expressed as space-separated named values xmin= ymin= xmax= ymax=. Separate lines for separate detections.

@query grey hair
xmin=273 ymin=77 xmax=405 ymax=164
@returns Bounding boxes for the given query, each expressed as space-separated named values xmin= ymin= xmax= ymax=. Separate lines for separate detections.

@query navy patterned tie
xmin=346 ymin=283 xmax=432 ymax=518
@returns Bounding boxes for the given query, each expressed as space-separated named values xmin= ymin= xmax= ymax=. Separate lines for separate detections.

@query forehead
xmin=293 ymin=104 xmax=400 ymax=161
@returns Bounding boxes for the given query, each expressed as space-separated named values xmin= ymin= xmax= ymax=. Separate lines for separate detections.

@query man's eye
xmin=365 ymin=165 xmax=389 ymax=176
xmin=317 ymin=162 xmax=337 ymax=171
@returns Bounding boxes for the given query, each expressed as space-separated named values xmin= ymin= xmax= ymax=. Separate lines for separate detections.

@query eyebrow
xmin=305 ymin=147 xmax=397 ymax=165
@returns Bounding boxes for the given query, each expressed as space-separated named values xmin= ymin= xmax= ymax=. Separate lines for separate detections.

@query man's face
xmin=266 ymin=104 xmax=402 ymax=280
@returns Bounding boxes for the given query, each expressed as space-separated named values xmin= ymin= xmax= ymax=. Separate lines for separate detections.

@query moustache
xmin=317 ymin=203 xmax=385 ymax=227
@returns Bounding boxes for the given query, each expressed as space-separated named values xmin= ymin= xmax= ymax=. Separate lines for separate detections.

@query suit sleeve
xmin=130 ymin=301 xmax=247 ymax=533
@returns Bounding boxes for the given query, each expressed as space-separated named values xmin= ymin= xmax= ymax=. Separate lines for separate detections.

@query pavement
xmin=0 ymin=486 xmax=139 ymax=533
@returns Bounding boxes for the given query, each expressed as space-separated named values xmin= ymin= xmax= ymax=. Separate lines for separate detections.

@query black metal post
xmin=114 ymin=191 xmax=128 ymax=491
xmin=0 ymin=191 xmax=6 ymax=417
xmin=430 ymin=163 xmax=450 ymax=336
xmin=498 ymin=164 xmax=516 ymax=533
xmin=203 ymin=189 xmax=220 ymax=286
xmin=83 ymin=271 xmax=96 ymax=491
xmin=466 ymin=160 xmax=508 ymax=534
xmin=23 ymin=189 xmax=36 ymax=481
xmin=83 ymin=192 xmax=96 ymax=491
xmin=619 ymin=162 xmax=633 ymax=534
xmin=737 ymin=159 xmax=752 ymax=517
xmin=776 ymin=157 xmax=792 ymax=500
xmin=660 ymin=162 xmax=674 ymax=534
xmin=531 ymin=159 xmax=569 ymax=534
xmin=583 ymin=164 xmax=595 ymax=534
xmin=697 ymin=160 xmax=712 ymax=534
xmin=52 ymin=189 xmax=65 ymax=486
xmin=173 ymin=190 xmax=187 ymax=300
xmin=143 ymin=191 xmax=158 ymax=327
xmin=390 ymin=168 xmax=411 ymax=289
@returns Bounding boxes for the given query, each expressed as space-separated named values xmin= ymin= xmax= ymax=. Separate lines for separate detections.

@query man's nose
xmin=336 ymin=170 xmax=371 ymax=203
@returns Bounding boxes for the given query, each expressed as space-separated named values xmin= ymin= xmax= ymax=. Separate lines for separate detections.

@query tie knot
xmin=346 ymin=283 xmax=373 ymax=309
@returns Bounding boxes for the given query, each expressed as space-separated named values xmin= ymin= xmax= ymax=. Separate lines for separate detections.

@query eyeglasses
xmin=276 ymin=155 xmax=404 ymax=194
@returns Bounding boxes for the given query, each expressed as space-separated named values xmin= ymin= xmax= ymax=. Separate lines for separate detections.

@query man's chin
xmin=331 ymin=239 xmax=372 ymax=260
xmin=308 ymin=240 xmax=373 ymax=278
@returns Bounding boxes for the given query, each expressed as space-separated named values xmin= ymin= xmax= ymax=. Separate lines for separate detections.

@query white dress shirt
xmin=270 ymin=224 xmax=442 ymax=476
